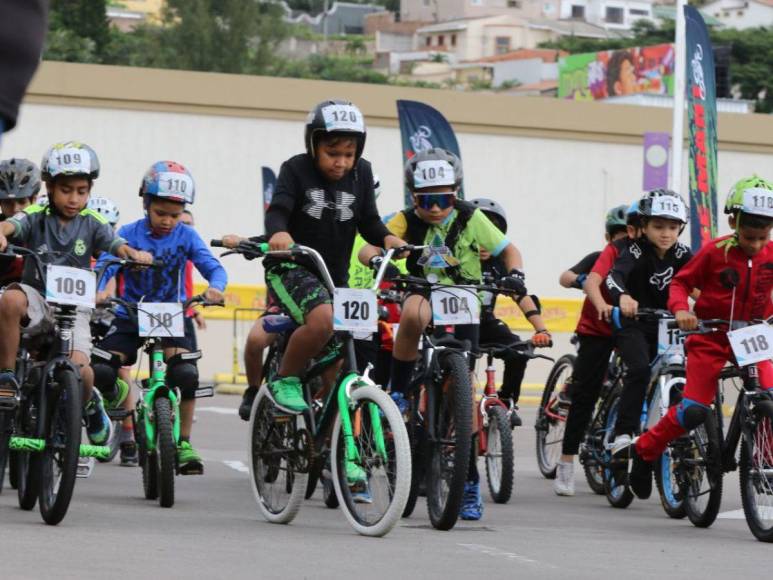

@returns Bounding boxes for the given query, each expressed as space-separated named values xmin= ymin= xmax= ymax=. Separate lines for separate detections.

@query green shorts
xmin=265 ymin=263 xmax=332 ymax=325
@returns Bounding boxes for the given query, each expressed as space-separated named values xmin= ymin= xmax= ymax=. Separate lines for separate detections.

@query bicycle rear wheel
xmin=38 ymin=369 xmax=82 ymax=525
xmin=536 ymin=355 xmax=573 ymax=479
xmin=485 ymin=405 xmax=514 ymax=504
xmin=739 ymin=400 xmax=773 ymax=542
xmin=248 ymin=386 xmax=308 ymax=524
xmin=0 ymin=411 xmax=11 ymax=494
xmin=16 ymin=390 xmax=40 ymax=510
xmin=655 ymin=449 xmax=687 ymax=519
xmin=603 ymin=393 xmax=634 ymax=509
xmin=331 ymin=383 xmax=411 ymax=537
xmin=154 ymin=397 xmax=176 ymax=508
xmin=684 ymin=409 xmax=723 ymax=528
xmin=426 ymin=352 xmax=472 ymax=531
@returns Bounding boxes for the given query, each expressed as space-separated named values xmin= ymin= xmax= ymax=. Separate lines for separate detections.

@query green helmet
xmin=605 ymin=204 xmax=628 ymax=234
xmin=725 ymin=175 xmax=773 ymax=217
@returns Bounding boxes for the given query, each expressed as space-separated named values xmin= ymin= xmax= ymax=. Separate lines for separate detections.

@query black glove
xmin=369 ymin=255 xmax=400 ymax=281
xmin=499 ymin=268 xmax=527 ymax=296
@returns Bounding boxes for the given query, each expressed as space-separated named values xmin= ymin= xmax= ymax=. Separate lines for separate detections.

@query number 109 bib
xmin=45 ymin=265 xmax=96 ymax=307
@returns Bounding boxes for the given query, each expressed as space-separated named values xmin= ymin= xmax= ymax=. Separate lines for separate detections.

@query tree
xmin=50 ymin=0 xmax=111 ymax=54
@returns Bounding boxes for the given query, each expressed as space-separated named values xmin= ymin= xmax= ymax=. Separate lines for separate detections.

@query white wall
xmin=704 ymin=0 xmax=773 ymax=29
xmin=3 ymin=102 xmax=768 ymax=297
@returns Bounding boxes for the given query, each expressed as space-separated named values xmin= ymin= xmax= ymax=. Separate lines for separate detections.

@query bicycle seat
xmin=262 ymin=314 xmax=298 ymax=334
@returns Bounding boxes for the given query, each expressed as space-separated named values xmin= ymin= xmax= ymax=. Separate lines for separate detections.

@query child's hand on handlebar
xmin=532 ymin=329 xmax=552 ymax=347
xmin=221 ymin=235 xmax=244 ymax=249
xmin=95 ymin=290 xmax=112 ymax=305
xmin=125 ymin=248 xmax=154 ymax=265
xmin=384 ymin=234 xmax=409 ymax=258
xmin=619 ymin=294 xmax=638 ymax=318
xmin=675 ymin=309 xmax=698 ymax=331
xmin=269 ymin=232 xmax=294 ymax=251
xmin=204 ymin=287 xmax=225 ymax=305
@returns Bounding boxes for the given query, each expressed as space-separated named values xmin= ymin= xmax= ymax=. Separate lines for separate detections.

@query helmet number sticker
xmin=651 ymin=197 xmax=687 ymax=222
xmin=49 ymin=147 xmax=91 ymax=175
xmin=413 ymin=160 xmax=455 ymax=189
xmin=321 ymin=104 xmax=364 ymax=133
xmin=742 ymin=188 xmax=773 ymax=217
xmin=157 ymin=171 xmax=194 ymax=201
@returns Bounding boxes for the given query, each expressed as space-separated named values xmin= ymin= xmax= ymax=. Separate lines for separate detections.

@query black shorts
xmin=265 ymin=262 xmax=332 ymax=325
xmin=98 ymin=315 xmax=197 ymax=366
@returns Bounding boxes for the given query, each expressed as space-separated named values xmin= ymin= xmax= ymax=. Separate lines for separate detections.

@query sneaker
xmin=238 ymin=385 xmax=258 ymax=422
xmin=84 ymin=390 xmax=114 ymax=446
xmin=177 ymin=441 xmax=204 ymax=475
xmin=557 ymin=389 xmax=572 ymax=406
xmin=554 ymin=460 xmax=575 ymax=496
xmin=509 ymin=406 xmax=523 ymax=428
xmin=629 ymin=439 xmax=653 ymax=500
xmin=268 ymin=376 xmax=308 ymax=413
xmin=350 ymin=480 xmax=373 ymax=504
xmin=460 ymin=480 xmax=483 ymax=520
xmin=390 ymin=391 xmax=410 ymax=418
xmin=0 ymin=371 xmax=20 ymax=410
xmin=120 ymin=441 xmax=139 ymax=466
xmin=611 ymin=433 xmax=634 ymax=457
xmin=103 ymin=378 xmax=129 ymax=410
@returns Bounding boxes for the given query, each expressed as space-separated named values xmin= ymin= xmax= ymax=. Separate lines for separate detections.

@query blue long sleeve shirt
xmin=96 ymin=218 xmax=227 ymax=315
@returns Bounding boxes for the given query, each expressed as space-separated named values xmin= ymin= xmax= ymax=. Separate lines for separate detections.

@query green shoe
xmin=268 ymin=376 xmax=309 ymax=413
xmin=104 ymin=378 xmax=129 ymax=410
xmin=177 ymin=441 xmax=203 ymax=475
xmin=345 ymin=460 xmax=367 ymax=485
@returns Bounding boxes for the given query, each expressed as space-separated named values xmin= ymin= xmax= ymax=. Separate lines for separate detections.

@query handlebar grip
xmin=210 ymin=239 xmax=224 ymax=248
xmin=611 ymin=307 xmax=622 ymax=331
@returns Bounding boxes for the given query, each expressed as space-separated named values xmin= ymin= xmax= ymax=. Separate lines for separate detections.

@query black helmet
xmin=638 ymin=189 xmax=688 ymax=224
xmin=404 ymin=148 xmax=463 ymax=192
xmin=304 ymin=99 xmax=366 ymax=161
xmin=0 ymin=158 xmax=41 ymax=200
xmin=470 ymin=198 xmax=507 ymax=233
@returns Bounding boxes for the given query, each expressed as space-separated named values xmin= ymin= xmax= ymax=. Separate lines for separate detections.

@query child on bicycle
xmin=360 ymin=148 xmax=541 ymax=520
xmin=0 ymin=142 xmax=152 ymax=446
xmin=605 ymin=189 xmax=692 ymax=496
xmin=627 ymin=176 xmax=773 ymax=498
xmin=470 ymin=197 xmax=551 ymax=428
xmin=552 ymin=203 xmax=631 ymax=496
xmin=0 ymin=158 xmax=41 ymax=287
xmin=93 ymin=161 xmax=226 ymax=474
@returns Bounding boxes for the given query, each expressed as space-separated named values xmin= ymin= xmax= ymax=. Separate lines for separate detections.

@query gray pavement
xmin=0 ymin=395 xmax=766 ymax=580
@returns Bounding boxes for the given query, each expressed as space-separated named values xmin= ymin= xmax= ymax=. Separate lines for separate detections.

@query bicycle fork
xmin=336 ymin=371 xmax=388 ymax=466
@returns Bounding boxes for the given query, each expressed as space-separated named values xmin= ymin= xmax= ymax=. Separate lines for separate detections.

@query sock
xmin=119 ymin=425 xmax=134 ymax=444
xmin=389 ymin=358 xmax=415 ymax=395
xmin=180 ymin=436 xmax=190 ymax=444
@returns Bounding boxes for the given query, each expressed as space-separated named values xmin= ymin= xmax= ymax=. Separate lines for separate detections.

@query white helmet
xmin=87 ymin=196 xmax=120 ymax=226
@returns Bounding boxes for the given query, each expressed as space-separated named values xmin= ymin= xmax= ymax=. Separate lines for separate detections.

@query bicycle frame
xmin=136 ymin=339 xmax=181 ymax=453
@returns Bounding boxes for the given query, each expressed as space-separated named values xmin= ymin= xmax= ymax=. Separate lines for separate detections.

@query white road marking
xmin=198 ymin=406 xmax=237 ymax=415
xmin=223 ymin=460 xmax=249 ymax=474
xmin=458 ymin=543 xmax=555 ymax=568
xmin=719 ymin=507 xmax=773 ymax=519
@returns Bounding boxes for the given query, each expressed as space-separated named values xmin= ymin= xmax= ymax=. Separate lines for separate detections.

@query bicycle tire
xmin=684 ymin=408 xmax=723 ymax=528
xmin=9 ymin=450 xmax=18 ymax=490
xmin=38 ymin=369 xmax=82 ymax=525
xmin=426 ymin=352 xmax=472 ymax=531
xmin=248 ymin=386 xmax=307 ymax=524
xmin=536 ymin=354 xmax=574 ymax=479
xmin=603 ymin=393 xmax=634 ymax=509
xmin=155 ymin=397 xmax=176 ymax=508
xmin=654 ymin=450 xmax=687 ymax=519
xmin=322 ymin=474 xmax=339 ymax=508
xmin=331 ymin=383 xmax=411 ymax=536
xmin=0 ymin=411 xmax=11 ymax=494
xmin=137 ymin=408 xmax=158 ymax=500
xmin=401 ymin=406 xmax=425 ymax=518
xmin=581 ymin=380 xmax=618 ymax=496
xmin=16 ymin=391 xmax=39 ymax=510
xmin=739 ymin=400 xmax=773 ymax=542
xmin=98 ymin=419 xmax=122 ymax=463
xmin=485 ymin=405 xmax=514 ymax=504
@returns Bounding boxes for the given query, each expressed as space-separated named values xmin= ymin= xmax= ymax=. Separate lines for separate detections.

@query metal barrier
xmin=228 ymin=308 xmax=264 ymax=385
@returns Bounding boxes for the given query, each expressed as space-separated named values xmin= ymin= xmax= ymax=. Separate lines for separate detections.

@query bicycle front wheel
xmin=136 ymin=406 xmax=158 ymax=500
xmin=154 ymin=397 xmax=176 ymax=508
xmin=485 ymin=405 xmax=514 ymax=504
xmin=331 ymin=384 xmax=411 ymax=537
xmin=536 ymin=354 xmax=573 ymax=479
xmin=38 ymin=369 xmax=82 ymax=525
xmin=426 ymin=352 xmax=472 ymax=531
xmin=739 ymin=400 xmax=773 ymax=542
xmin=248 ymin=386 xmax=308 ymax=524
xmin=602 ymin=392 xmax=633 ymax=509
xmin=684 ymin=409 xmax=723 ymax=528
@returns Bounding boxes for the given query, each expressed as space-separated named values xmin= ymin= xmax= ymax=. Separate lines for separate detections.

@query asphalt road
xmin=0 ymin=396 xmax=767 ymax=580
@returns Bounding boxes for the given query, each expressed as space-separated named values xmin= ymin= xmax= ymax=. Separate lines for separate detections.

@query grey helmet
xmin=0 ymin=158 xmax=41 ymax=200
xmin=470 ymin=198 xmax=507 ymax=234
xmin=41 ymin=141 xmax=100 ymax=181
xmin=404 ymin=148 xmax=463 ymax=192
xmin=304 ymin=99 xmax=366 ymax=161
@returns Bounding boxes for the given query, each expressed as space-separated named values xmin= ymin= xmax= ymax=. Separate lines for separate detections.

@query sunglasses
xmin=416 ymin=194 xmax=455 ymax=210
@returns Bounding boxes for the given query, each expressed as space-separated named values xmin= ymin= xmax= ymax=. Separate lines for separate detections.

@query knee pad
xmin=91 ymin=348 xmax=122 ymax=395
xmin=166 ymin=352 xmax=200 ymax=400
xmin=676 ymin=398 xmax=710 ymax=430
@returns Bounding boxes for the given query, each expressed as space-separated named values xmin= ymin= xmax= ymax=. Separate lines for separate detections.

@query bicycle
xmin=1 ymin=245 xmax=112 ymax=525
xmin=214 ymin=238 xmax=411 ymax=537
xmin=94 ymin=275 xmax=221 ymax=508
xmin=477 ymin=339 xmax=552 ymax=504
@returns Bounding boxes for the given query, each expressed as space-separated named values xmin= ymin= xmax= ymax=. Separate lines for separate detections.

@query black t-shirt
xmin=606 ymin=237 xmax=692 ymax=309
xmin=0 ymin=0 xmax=47 ymax=131
xmin=264 ymin=153 xmax=390 ymax=287
xmin=569 ymin=251 xmax=601 ymax=276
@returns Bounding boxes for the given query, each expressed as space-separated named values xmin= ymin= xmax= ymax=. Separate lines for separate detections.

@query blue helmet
xmin=139 ymin=161 xmax=195 ymax=205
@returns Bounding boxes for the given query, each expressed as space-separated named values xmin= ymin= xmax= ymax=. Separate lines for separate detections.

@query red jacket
xmin=668 ymin=235 xmax=773 ymax=322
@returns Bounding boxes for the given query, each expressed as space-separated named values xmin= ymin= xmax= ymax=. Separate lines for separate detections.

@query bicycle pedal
xmin=179 ymin=463 xmax=204 ymax=476
xmin=77 ymin=456 xmax=96 ymax=478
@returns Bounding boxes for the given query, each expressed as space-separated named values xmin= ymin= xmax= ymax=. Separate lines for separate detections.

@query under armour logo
xmin=629 ymin=243 xmax=642 ymax=259
xmin=649 ymin=267 xmax=674 ymax=290
xmin=302 ymin=189 xmax=355 ymax=221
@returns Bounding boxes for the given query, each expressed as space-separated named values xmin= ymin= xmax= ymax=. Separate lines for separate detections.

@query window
xmin=571 ymin=4 xmax=585 ymax=18
xmin=451 ymin=34 xmax=457 ymax=46
xmin=629 ymin=8 xmax=649 ymax=15
xmin=507 ymin=0 xmax=521 ymax=7
xmin=495 ymin=36 xmax=511 ymax=54
xmin=425 ymin=36 xmax=431 ymax=46
xmin=605 ymin=6 xmax=624 ymax=23
xmin=438 ymin=34 xmax=445 ymax=46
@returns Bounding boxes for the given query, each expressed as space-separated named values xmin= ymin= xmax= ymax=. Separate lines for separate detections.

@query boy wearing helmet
xmin=94 ymin=161 xmax=227 ymax=475
xmin=0 ymin=142 xmax=152 ymax=447
xmin=470 ymin=197 xmax=551 ymax=428
xmin=626 ymin=177 xmax=773 ymax=498
xmin=87 ymin=196 xmax=120 ymax=228
xmin=551 ymin=204 xmax=632 ymax=496
xmin=0 ymin=158 xmax=41 ymax=286
xmin=605 ymin=189 xmax=692 ymax=498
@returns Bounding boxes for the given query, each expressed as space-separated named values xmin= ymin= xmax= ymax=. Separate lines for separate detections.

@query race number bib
xmin=47 ymin=146 xmax=91 ymax=176
xmin=742 ymin=188 xmax=773 ymax=218
xmin=45 ymin=265 xmax=95 ymax=307
xmin=333 ymin=288 xmax=377 ymax=333
xmin=431 ymin=286 xmax=480 ymax=326
xmin=657 ymin=319 xmax=685 ymax=356
xmin=651 ymin=196 xmax=687 ymax=222
xmin=321 ymin=104 xmax=364 ymax=133
xmin=728 ymin=324 xmax=773 ymax=367
xmin=157 ymin=171 xmax=194 ymax=200
xmin=413 ymin=159 xmax=455 ymax=189
xmin=138 ymin=303 xmax=185 ymax=338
